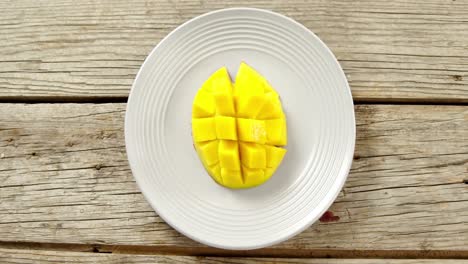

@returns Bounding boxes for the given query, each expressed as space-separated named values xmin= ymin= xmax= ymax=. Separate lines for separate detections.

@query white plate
xmin=125 ymin=8 xmax=355 ymax=250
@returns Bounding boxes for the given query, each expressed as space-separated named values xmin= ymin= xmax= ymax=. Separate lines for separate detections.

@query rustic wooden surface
xmin=0 ymin=104 xmax=467 ymax=260
xmin=1 ymin=0 xmax=468 ymax=262
xmin=1 ymin=0 xmax=468 ymax=102
xmin=2 ymin=249 xmax=467 ymax=264
xmin=1 ymin=249 xmax=467 ymax=264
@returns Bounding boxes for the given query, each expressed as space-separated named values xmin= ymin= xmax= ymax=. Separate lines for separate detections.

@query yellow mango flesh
xmin=237 ymin=118 xmax=266 ymax=144
xmin=192 ymin=90 xmax=215 ymax=118
xmin=192 ymin=63 xmax=287 ymax=189
xmin=215 ymin=116 xmax=237 ymax=140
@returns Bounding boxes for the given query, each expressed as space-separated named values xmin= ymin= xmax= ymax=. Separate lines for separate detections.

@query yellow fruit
xmin=234 ymin=62 xmax=264 ymax=96
xmin=192 ymin=90 xmax=215 ymax=118
xmin=215 ymin=116 xmax=237 ymax=140
xmin=242 ymin=166 xmax=265 ymax=187
xmin=239 ymin=142 xmax=266 ymax=169
xmin=192 ymin=117 xmax=216 ymax=142
xmin=192 ymin=63 xmax=287 ymax=189
xmin=207 ymin=163 xmax=223 ymax=184
xmin=195 ymin=140 xmax=219 ymax=166
xmin=264 ymin=168 xmax=275 ymax=180
xmin=221 ymin=168 xmax=244 ymax=188
xmin=262 ymin=79 xmax=278 ymax=95
xmin=265 ymin=118 xmax=287 ymax=146
xmin=237 ymin=118 xmax=266 ymax=144
xmin=236 ymin=94 xmax=267 ymax=118
xmin=212 ymin=67 xmax=236 ymax=116
xmin=214 ymin=92 xmax=236 ymax=116
xmin=218 ymin=140 xmax=241 ymax=170
xmin=264 ymin=145 xmax=287 ymax=168
xmin=257 ymin=92 xmax=283 ymax=119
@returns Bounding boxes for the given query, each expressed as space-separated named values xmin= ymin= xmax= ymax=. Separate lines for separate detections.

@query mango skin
xmin=192 ymin=63 xmax=287 ymax=189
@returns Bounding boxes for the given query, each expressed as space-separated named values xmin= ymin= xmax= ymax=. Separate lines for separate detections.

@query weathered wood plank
xmin=1 ymin=0 xmax=467 ymax=102
xmin=0 ymin=248 xmax=467 ymax=264
xmin=0 ymin=104 xmax=467 ymax=252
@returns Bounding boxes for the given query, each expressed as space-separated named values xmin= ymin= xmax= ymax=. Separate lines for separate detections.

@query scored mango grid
xmin=191 ymin=63 xmax=288 ymax=188
xmin=193 ymin=112 xmax=285 ymax=187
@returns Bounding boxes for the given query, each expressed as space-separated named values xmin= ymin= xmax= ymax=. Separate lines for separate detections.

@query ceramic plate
xmin=125 ymin=8 xmax=355 ymax=250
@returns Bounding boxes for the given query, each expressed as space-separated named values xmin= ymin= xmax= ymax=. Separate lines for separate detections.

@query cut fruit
xmin=239 ymin=142 xmax=266 ymax=169
xmin=192 ymin=117 xmax=216 ymax=142
xmin=262 ymin=79 xmax=278 ymax=95
xmin=257 ymin=92 xmax=283 ymax=119
xmin=211 ymin=67 xmax=233 ymax=93
xmin=214 ymin=92 xmax=235 ymax=116
xmin=242 ymin=166 xmax=265 ymax=187
xmin=221 ymin=168 xmax=243 ymax=188
xmin=265 ymin=118 xmax=287 ymax=146
xmin=265 ymin=145 xmax=287 ymax=168
xmin=215 ymin=116 xmax=237 ymax=140
xmin=218 ymin=140 xmax=241 ymax=170
xmin=237 ymin=118 xmax=266 ymax=144
xmin=192 ymin=63 xmax=287 ymax=189
xmin=207 ymin=163 xmax=223 ymax=184
xmin=212 ymin=68 xmax=236 ymax=116
xmin=264 ymin=168 xmax=275 ymax=180
xmin=192 ymin=90 xmax=215 ymax=118
xmin=195 ymin=140 xmax=219 ymax=166
xmin=234 ymin=62 xmax=264 ymax=96
xmin=236 ymin=94 xmax=267 ymax=118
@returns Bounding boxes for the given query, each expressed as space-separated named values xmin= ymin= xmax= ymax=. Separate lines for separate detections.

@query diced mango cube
xmin=236 ymin=94 xmax=266 ymax=118
xmin=264 ymin=168 xmax=275 ymax=180
xmin=265 ymin=118 xmax=287 ymax=146
xmin=207 ymin=163 xmax=223 ymax=184
xmin=242 ymin=166 xmax=265 ymax=187
xmin=218 ymin=140 xmax=240 ymax=170
xmin=211 ymin=67 xmax=233 ymax=93
xmin=234 ymin=62 xmax=264 ymax=96
xmin=221 ymin=168 xmax=243 ymax=188
xmin=239 ymin=142 xmax=266 ymax=169
xmin=265 ymin=145 xmax=287 ymax=168
xmin=192 ymin=118 xmax=216 ymax=142
xmin=262 ymin=79 xmax=277 ymax=94
xmin=207 ymin=68 xmax=235 ymax=116
xmin=257 ymin=92 xmax=283 ymax=119
xmin=195 ymin=140 xmax=219 ymax=166
xmin=192 ymin=90 xmax=216 ymax=118
xmin=213 ymin=91 xmax=236 ymax=116
xmin=202 ymin=67 xmax=231 ymax=93
xmin=237 ymin=118 xmax=266 ymax=144
xmin=200 ymin=78 xmax=214 ymax=93
xmin=215 ymin=116 xmax=237 ymax=140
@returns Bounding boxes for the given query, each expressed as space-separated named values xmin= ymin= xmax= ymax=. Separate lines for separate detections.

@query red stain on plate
xmin=319 ymin=211 xmax=340 ymax=222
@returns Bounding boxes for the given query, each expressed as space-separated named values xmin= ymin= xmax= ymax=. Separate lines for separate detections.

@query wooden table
xmin=1 ymin=1 xmax=467 ymax=263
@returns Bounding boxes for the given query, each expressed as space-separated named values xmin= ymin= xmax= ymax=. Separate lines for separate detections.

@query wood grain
xmin=1 ymin=0 xmax=467 ymax=102
xmin=0 ymin=104 xmax=467 ymax=253
xmin=1 ymin=249 xmax=467 ymax=264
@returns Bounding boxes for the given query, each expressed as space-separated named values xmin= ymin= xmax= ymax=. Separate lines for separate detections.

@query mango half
xmin=192 ymin=63 xmax=287 ymax=189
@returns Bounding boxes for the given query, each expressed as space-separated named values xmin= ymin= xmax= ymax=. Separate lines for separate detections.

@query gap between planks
xmin=0 ymin=96 xmax=467 ymax=105
xmin=1 ymin=241 xmax=468 ymax=259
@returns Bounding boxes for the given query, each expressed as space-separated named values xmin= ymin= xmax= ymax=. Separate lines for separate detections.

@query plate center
xmin=163 ymin=49 xmax=318 ymax=210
